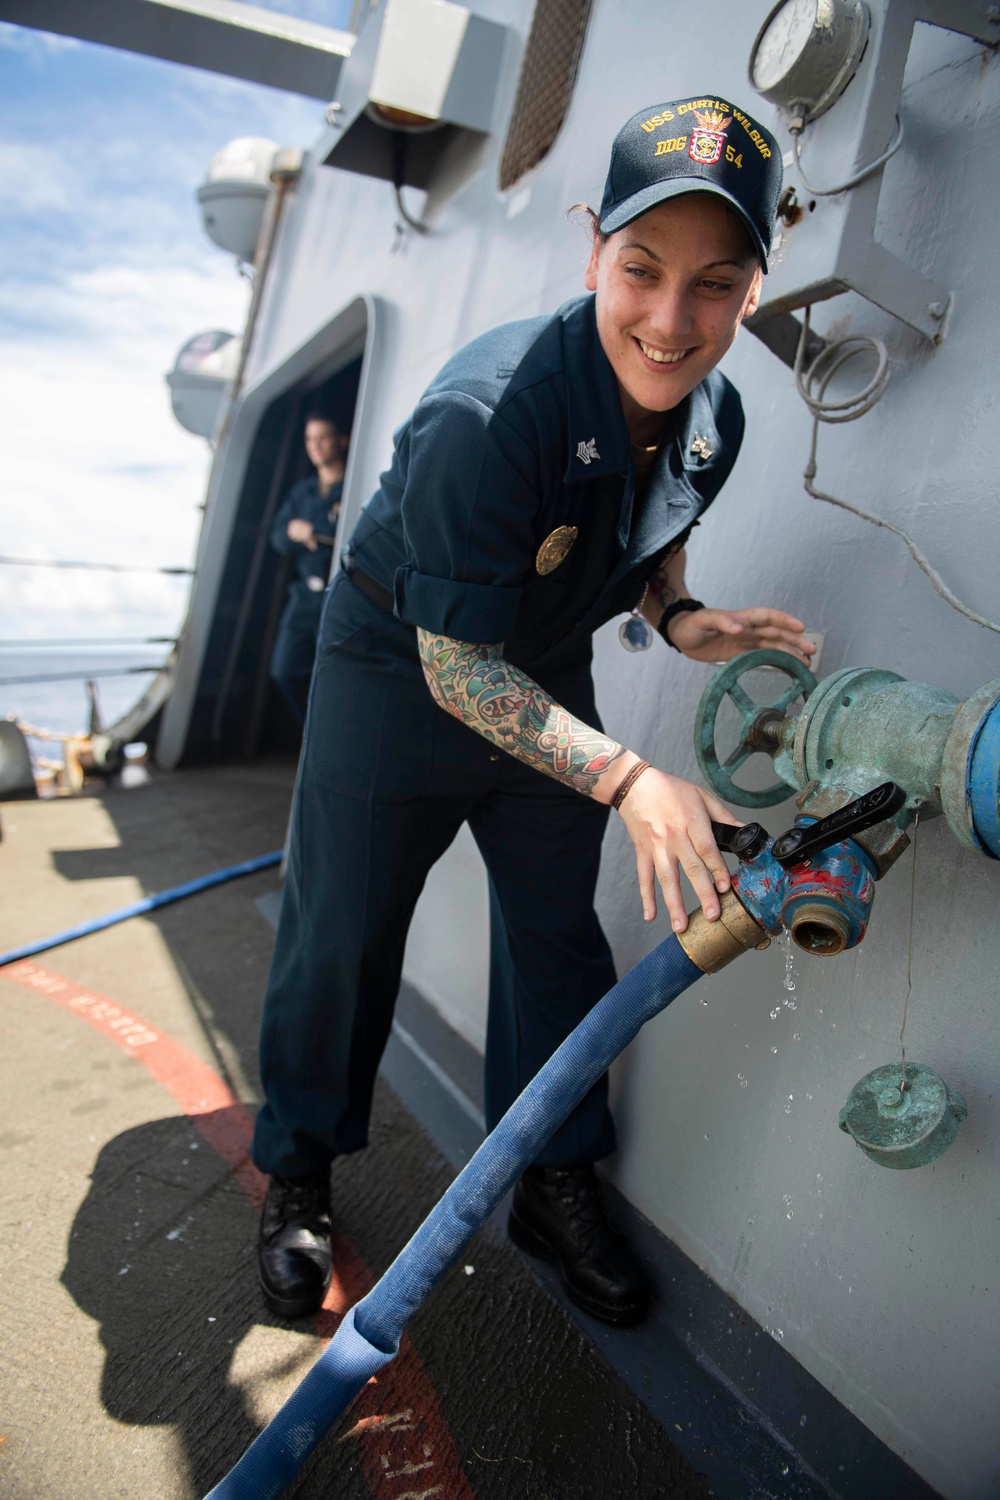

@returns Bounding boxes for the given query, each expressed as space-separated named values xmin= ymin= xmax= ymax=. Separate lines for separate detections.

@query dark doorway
xmin=185 ymin=355 xmax=362 ymax=762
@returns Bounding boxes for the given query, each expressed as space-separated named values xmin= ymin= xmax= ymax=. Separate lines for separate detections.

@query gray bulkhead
xmin=209 ymin=6 xmax=998 ymax=1495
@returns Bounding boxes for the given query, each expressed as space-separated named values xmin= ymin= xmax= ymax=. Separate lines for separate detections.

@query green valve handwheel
xmin=695 ymin=649 xmax=818 ymax=808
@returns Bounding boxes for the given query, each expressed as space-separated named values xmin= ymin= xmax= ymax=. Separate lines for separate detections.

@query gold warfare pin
xmin=536 ymin=526 xmax=579 ymax=575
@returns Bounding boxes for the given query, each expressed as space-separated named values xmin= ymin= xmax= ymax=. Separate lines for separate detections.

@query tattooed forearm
xmin=416 ymin=629 xmax=627 ymax=797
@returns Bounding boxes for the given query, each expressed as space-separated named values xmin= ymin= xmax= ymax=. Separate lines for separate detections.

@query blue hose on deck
xmin=205 ymin=933 xmax=702 ymax=1500
xmin=0 ymin=852 xmax=283 ymax=968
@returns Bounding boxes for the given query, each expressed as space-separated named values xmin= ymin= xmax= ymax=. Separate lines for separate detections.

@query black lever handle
xmin=711 ymin=820 xmax=769 ymax=861
xmin=771 ymin=782 xmax=907 ymax=869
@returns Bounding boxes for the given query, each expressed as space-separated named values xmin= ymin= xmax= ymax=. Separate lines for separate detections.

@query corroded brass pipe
xmin=677 ymin=888 xmax=770 ymax=974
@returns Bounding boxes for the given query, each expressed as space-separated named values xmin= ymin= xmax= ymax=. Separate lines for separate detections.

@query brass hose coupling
xmin=677 ymin=888 xmax=771 ymax=974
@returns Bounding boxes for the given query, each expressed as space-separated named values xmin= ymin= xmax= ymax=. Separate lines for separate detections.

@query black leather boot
xmin=258 ymin=1170 xmax=333 ymax=1319
xmin=509 ymin=1164 xmax=650 ymax=1327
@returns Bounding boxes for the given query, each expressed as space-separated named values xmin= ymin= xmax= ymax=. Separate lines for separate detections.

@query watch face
xmin=751 ymin=0 xmax=817 ymax=92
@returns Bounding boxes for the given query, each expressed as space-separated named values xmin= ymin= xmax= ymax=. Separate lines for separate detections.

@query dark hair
xmin=303 ymin=409 xmax=341 ymax=433
xmin=567 ymin=202 xmax=607 ymax=242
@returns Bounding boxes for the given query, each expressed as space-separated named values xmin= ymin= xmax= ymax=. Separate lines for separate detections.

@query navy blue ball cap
xmin=599 ymin=95 xmax=783 ymax=271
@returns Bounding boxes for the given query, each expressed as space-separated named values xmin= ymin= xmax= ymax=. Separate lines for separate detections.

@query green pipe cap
xmin=838 ymin=1062 xmax=967 ymax=1170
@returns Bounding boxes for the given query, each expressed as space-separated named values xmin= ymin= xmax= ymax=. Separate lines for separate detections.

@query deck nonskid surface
xmin=0 ymin=763 xmax=710 ymax=1500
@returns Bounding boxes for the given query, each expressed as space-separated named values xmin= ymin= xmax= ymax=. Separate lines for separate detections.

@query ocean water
xmin=0 ymin=648 xmax=169 ymax=745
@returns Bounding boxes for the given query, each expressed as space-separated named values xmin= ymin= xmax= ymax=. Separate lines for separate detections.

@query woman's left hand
xmin=668 ymin=607 xmax=815 ymax=665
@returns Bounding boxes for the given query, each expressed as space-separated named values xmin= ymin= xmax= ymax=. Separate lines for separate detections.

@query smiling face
xmin=585 ymin=194 xmax=761 ymax=442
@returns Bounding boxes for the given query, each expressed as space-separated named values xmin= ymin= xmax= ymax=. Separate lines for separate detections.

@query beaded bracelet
xmin=611 ymin=760 xmax=651 ymax=813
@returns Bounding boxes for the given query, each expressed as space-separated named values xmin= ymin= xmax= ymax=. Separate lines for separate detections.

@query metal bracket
xmin=757 ymin=0 xmax=1000 ymax=340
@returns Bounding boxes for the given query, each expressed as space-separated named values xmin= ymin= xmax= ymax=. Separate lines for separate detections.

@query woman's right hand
xmin=615 ymin=763 xmax=738 ymax=932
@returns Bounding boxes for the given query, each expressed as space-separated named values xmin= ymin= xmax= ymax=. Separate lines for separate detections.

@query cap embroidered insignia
xmin=688 ymin=109 xmax=733 ymax=167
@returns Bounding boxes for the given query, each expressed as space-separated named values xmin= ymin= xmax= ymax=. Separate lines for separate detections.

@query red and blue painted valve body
xmin=732 ymin=819 xmax=877 ymax=950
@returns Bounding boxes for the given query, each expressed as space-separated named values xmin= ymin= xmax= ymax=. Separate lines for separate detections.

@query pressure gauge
xmin=749 ymin=0 xmax=870 ymax=129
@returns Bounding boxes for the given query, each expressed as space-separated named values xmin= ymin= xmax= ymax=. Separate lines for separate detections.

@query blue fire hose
xmin=205 ymin=932 xmax=702 ymax=1500
xmin=0 ymin=851 xmax=283 ymax=968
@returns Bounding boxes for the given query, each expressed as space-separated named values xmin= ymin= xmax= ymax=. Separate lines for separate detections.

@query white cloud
xmin=0 ymin=138 xmax=76 ymax=212
xmin=0 ymin=257 xmax=249 ymax=638
xmin=0 ymin=22 xmax=81 ymax=55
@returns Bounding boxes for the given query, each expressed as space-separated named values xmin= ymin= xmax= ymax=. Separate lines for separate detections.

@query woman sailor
xmin=252 ymin=94 xmax=814 ymax=1327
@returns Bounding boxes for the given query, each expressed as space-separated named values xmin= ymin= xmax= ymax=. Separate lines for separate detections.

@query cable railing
xmin=0 ymin=637 xmax=177 ymax=649
xmin=0 ymin=556 xmax=193 ymax=575
xmin=0 ymin=666 xmax=163 ymax=687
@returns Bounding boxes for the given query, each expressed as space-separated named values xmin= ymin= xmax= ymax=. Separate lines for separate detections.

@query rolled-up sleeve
xmin=393 ymin=390 xmax=540 ymax=643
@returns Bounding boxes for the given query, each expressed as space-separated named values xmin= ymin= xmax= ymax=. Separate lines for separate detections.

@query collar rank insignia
xmin=690 ymin=432 xmax=713 ymax=462
xmin=576 ymin=437 xmax=600 ymax=465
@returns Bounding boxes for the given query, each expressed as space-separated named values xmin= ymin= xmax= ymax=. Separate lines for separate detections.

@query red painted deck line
xmin=2 ymin=959 xmax=475 ymax=1500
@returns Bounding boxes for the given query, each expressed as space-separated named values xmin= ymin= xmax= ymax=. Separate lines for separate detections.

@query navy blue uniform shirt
xmin=346 ymin=295 xmax=744 ymax=673
xmin=270 ymin=476 xmax=343 ymax=583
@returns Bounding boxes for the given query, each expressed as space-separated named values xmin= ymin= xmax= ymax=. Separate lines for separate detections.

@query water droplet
xmin=770 ymin=1046 xmax=778 ymax=1054
xmin=738 ymin=1071 xmax=749 ymax=1087
xmin=800 ymin=1414 xmax=808 ymax=1428
xmin=783 ymin=1194 xmax=793 ymax=1206
xmin=792 ymin=1031 xmax=801 ymax=1041
xmin=784 ymin=1103 xmax=793 ymax=1114
xmin=786 ymin=1210 xmax=794 ymax=1219
xmin=770 ymin=1007 xmax=781 ymax=1020
xmin=806 ymin=1092 xmax=814 ymax=1102
xmin=699 ymin=995 xmax=709 ymax=1006
xmin=772 ymin=1328 xmax=785 ymax=1342
xmin=703 ymin=1133 xmax=710 ymax=1141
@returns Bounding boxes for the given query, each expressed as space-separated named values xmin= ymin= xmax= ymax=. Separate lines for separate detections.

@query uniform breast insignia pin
xmin=690 ymin=432 xmax=713 ymax=462
xmin=576 ymin=437 xmax=600 ymax=465
xmin=536 ymin=525 xmax=579 ymax=575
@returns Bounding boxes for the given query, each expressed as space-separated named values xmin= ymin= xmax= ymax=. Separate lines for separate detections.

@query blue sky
xmin=0 ymin=4 xmax=352 ymax=650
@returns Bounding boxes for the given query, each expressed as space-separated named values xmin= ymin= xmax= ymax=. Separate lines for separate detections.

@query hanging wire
xmin=794 ymin=310 xmax=1000 ymax=635
xmin=0 ymin=666 xmax=160 ymax=687
xmin=898 ymin=812 xmax=920 ymax=1092
xmin=791 ymin=115 xmax=904 ymax=198
xmin=391 ymin=129 xmax=429 ymax=236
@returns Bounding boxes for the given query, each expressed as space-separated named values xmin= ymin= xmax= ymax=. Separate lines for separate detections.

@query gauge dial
xmin=751 ymin=0 xmax=818 ymax=93
xmin=749 ymin=0 xmax=869 ymax=126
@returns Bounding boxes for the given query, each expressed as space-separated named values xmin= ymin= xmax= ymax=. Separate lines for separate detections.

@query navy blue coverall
xmin=269 ymin=476 xmax=343 ymax=722
xmin=252 ymin=295 xmax=744 ymax=1180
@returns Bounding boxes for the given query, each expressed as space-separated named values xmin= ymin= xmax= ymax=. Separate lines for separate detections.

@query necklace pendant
xmin=619 ymin=613 xmax=654 ymax=652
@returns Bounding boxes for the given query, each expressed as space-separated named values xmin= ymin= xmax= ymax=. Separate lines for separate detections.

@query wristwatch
xmin=657 ymin=598 xmax=705 ymax=650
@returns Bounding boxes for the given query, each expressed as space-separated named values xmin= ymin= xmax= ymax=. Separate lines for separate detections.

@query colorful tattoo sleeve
xmin=416 ymin=630 xmax=626 ymax=797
